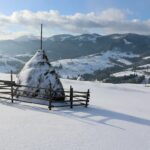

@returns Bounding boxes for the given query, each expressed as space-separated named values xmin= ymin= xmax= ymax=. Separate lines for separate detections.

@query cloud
xmin=0 ymin=31 xmax=31 ymax=40
xmin=0 ymin=8 xmax=150 ymax=39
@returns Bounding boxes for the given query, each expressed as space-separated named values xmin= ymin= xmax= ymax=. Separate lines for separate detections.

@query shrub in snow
xmin=15 ymin=49 xmax=65 ymax=100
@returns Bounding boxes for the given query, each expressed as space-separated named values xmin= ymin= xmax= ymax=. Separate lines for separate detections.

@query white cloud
xmin=0 ymin=31 xmax=32 ymax=40
xmin=99 ymin=8 xmax=126 ymax=21
xmin=0 ymin=8 xmax=150 ymax=39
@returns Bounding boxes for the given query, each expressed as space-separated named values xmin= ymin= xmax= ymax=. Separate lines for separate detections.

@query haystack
xmin=15 ymin=49 xmax=65 ymax=100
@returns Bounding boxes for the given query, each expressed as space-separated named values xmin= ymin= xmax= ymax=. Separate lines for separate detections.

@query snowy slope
xmin=0 ymin=54 xmax=26 ymax=72
xmin=0 ymin=73 xmax=149 ymax=150
xmin=0 ymin=53 xmax=32 ymax=73
xmin=139 ymin=64 xmax=150 ymax=68
xmin=112 ymin=70 xmax=144 ymax=77
xmin=112 ymin=66 xmax=150 ymax=79
xmin=52 ymin=51 xmax=138 ymax=78
xmin=116 ymin=58 xmax=132 ymax=65
xmin=123 ymin=39 xmax=132 ymax=45
xmin=0 ymin=50 xmax=138 ymax=76
xmin=143 ymin=56 xmax=150 ymax=60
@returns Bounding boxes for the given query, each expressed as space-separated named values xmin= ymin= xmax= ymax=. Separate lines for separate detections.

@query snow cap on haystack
xmin=15 ymin=49 xmax=65 ymax=100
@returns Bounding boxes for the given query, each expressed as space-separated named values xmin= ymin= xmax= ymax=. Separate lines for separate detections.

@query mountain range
xmin=0 ymin=33 xmax=150 ymax=82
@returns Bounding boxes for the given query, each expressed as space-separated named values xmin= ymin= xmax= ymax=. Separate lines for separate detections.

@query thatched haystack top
xmin=24 ymin=49 xmax=51 ymax=69
xmin=16 ymin=49 xmax=65 ymax=100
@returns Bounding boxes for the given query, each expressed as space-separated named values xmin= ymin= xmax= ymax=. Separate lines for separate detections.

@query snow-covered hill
xmin=0 ymin=73 xmax=149 ymax=150
xmin=0 ymin=53 xmax=32 ymax=73
xmin=0 ymin=50 xmax=138 ymax=78
xmin=52 ymin=51 xmax=138 ymax=78
xmin=0 ymin=33 xmax=150 ymax=81
xmin=112 ymin=64 xmax=150 ymax=81
xmin=0 ymin=50 xmax=149 ymax=83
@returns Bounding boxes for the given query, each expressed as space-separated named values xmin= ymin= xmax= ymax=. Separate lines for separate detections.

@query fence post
xmin=70 ymin=86 xmax=73 ymax=109
xmin=48 ymin=83 xmax=52 ymax=110
xmin=11 ymin=70 xmax=14 ymax=103
xmin=85 ymin=89 xmax=90 ymax=107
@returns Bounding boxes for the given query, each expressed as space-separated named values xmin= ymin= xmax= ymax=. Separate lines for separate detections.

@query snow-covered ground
xmin=0 ymin=53 xmax=32 ymax=73
xmin=112 ymin=70 xmax=144 ymax=77
xmin=116 ymin=58 xmax=132 ymax=65
xmin=123 ymin=39 xmax=132 ymax=45
xmin=0 ymin=73 xmax=149 ymax=150
xmin=52 ymin=51 xmax=138 ymax=78
xmin=112 ymin=67 xmax=150 ymax=79
xmin=0 ymin=50 xmax=138 ymax=77
xmin=143 ymin=56 xmax=150 ymax=60
xmin=139 ymin=64 xmax=150 ymax=68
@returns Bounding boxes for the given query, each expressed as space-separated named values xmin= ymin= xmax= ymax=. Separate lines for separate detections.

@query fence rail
xmin=0 ymin=72 xmax=90 ymax=110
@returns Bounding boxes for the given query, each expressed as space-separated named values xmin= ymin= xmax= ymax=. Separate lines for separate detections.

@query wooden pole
xmin=40 ymin=24 xmax=43 ymax=50
xmin=85 ymin=89 xmax=90 ymax=107
xmin=70 ymin=86 xmax=73 ymax=109
xmin=10 ymin=70 xmax=14 ymax=103
xmin=48 ymin=83 xmax=52 ymax=110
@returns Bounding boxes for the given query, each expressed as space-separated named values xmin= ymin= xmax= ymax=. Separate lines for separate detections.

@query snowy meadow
xmin=0 ymin=73 xmax=149 ymax=150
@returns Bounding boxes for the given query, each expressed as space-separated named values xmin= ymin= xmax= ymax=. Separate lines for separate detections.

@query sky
xmin=0 ymin=0 xmax=150 ymax=39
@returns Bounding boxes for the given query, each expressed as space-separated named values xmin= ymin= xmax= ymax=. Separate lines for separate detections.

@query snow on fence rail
xmin=0 ymin=75 xmax=90 ymax=110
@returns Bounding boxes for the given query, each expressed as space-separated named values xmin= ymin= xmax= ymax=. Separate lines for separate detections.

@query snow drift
xmin=15 ymin=49 xmax=65 ymax=100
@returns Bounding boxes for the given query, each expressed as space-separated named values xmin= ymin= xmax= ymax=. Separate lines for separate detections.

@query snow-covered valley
xmin=0 ymin=33 xmax=150 ymax=81
xmin=0 ymin=50 xmax=138 ymax=77
xmin=0 ymin=49 xmax=150 ymax=84
xmin=51 ymin=50 xmax=138 ymax=78
xmin=0 ymin=73 xmax=149 ymax=150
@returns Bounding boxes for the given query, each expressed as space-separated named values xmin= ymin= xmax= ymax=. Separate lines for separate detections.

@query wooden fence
xmin=0 ymin=73 xmax=90 ymax=110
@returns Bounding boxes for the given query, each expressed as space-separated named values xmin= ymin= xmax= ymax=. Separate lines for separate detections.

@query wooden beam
xmin=70 ymin=86 xmax=73 ymax=109
xmin=41 ymin=24 xmax=43 ymax=49
xmin=11 ymin=70 xmax=14 ymax=103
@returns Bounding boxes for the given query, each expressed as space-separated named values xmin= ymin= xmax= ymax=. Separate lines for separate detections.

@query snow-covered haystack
xmin=15 ymin=49 xmax=65 ymax=100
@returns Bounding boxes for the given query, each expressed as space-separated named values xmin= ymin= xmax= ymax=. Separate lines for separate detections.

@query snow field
xmin=0 ymin=73 xmax=149 ymax=150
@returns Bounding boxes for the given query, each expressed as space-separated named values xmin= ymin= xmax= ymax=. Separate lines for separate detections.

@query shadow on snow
xmin=0 ymin=100 xmax=150 ymax=130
